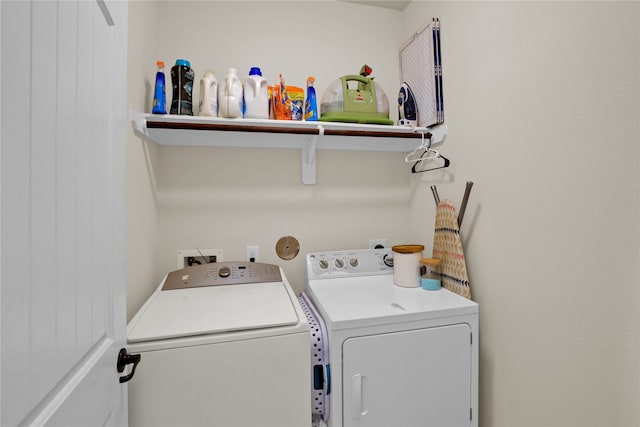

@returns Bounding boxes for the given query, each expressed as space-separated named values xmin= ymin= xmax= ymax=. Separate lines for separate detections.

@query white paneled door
xmin=1 ymin=1 xmax=128 ymax=426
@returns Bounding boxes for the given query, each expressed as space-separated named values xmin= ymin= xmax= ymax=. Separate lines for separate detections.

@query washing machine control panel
xmin=307 ymin=249 xmax=394 ymax=279
xmin=162 ymin=262 xmax=283 ymax=290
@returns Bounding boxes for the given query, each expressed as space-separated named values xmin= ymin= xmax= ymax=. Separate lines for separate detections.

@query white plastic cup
xmin=392 ymin=245 xmax=424 ymax=288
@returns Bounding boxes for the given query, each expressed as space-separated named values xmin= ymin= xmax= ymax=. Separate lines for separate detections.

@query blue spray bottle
xmin=304 ymin=76 xmax=318 ymax=121
xmin=152 ymin=61 xmax=167 ymax=114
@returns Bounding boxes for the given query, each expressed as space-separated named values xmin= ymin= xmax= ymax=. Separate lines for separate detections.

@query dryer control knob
xmin=383 ymin=254 xmax=394 ymax=268
xmin=335 ymin=259 xmax=344 ymax=268
xmin=219 ymin=266 xmax=231 ymax=278
xmin=349 ymin=258 xmax=359 ymax=268
xmin=319 ymin=259 xmax=329 ymax=269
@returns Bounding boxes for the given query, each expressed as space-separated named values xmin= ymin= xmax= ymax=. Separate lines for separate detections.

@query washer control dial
xmin=319 ymin=259 xmax=329 ymax=269
xmin=335 ymin=258 xmax=344 ymax=268
xmin=218 ymin=266 xmax=231 ymax=278
xmin=349 ymin=258 xmax=359 ymax=268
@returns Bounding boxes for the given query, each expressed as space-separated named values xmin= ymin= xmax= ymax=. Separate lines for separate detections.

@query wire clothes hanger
xmin=412 ymin=148 xmax=450 ymax=173
xmin=405 ymin=132 xmax=451 ymax=173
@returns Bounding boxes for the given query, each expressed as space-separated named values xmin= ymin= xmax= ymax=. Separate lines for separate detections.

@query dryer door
xmin=343 ymin=324 xmax=472 ymax=427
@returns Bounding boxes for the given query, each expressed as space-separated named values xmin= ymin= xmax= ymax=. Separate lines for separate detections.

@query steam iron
xmin=397 ymin=82 xmax=418 ymax=127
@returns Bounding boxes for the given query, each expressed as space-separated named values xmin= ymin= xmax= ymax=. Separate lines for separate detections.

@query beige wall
xmin=404 ymin=2 xmax=640 ymax=426
xmin=126 ymin=1 xmax=162 ymax=320
xmin=127 ymin=1 xmax=640 ymax=425
xmin=151 ymin=0 xmax=411 ymax=295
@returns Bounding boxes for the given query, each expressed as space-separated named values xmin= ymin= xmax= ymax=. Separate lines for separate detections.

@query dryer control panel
xmin=162 ymin=261 xmax=282 ymax=290
xmin=306 ymin=249 xmax=394 ymax=280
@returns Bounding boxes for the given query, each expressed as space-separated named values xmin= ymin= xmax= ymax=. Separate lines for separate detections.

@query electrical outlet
xmin=369 ymin=239 xmax=387 ymax=249
xmin=177 ymin=249 xmax=223 ymax=269
xmin=246 ymin=245 xmax=259 ymax=262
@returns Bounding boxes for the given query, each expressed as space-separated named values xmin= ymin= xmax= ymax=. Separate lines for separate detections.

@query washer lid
xmin=307 ymin=275 xmax=478 ymax=330
xmin=127 ymin=281 xmax=300 ymax=343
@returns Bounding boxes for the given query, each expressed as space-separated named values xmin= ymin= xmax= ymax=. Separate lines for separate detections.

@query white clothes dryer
xmin=126 ymin=262 xmax=311 ymax=427
xmin=303 ymin=249 xmax=479 ymax=427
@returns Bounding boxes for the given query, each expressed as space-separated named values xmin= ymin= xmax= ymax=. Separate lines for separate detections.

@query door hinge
xmin=470 ymin=407 xmax=473 ymax=421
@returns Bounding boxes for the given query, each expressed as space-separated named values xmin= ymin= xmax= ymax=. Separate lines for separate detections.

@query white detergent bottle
xmin=198 ymin=69 xmax=218 ymax=117
xmin=243 ymin=67 xmax=269 ymax=119
xmin=218 ymin=67 xmax=243 ymax=119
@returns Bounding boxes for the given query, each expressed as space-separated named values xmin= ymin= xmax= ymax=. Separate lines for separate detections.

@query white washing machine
xmin=126 ymin=261 xmax=311 ymax=427
xmin=302 ymin=249 xmax=479 ymax=427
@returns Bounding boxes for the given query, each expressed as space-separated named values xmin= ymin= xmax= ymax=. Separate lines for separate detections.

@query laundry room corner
xmin=126 ymin=0 xmax=163 ymax=321
xmin=127 ymin=0 xmax=416 ymax=305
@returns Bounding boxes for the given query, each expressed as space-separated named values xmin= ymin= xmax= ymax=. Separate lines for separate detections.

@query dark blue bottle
xmin=170 ymin=59 xmax=194 ymax=115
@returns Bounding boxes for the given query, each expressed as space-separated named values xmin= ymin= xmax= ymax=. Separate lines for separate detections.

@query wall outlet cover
xmin=246 ymin=245 xmax=259 ymax=262
xmin=369 ymin=239 xmax=387 ymax=249
xmin=177 ymin=249 xmax=224 ymax=269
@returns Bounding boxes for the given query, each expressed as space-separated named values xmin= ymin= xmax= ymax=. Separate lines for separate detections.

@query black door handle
xmin=117 ymin=348 xmax=141 ymax=383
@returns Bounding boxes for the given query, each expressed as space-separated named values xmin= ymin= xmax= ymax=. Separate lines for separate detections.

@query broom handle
xmin=458 ymin=181 xmax=474 ymax=228
xmin=430 ymin=185 xmax=440 ymax=206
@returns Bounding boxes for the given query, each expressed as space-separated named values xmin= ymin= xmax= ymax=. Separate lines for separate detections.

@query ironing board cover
xmin=298 ymin=293 xmax=330 ymax=420
xmin=432 ymin=199 xmax=472 ymax=300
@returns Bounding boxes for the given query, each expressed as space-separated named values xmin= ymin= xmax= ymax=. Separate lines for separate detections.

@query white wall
xmin=126 ymin=1 xmax=640 ymax=425
xmin=404 ymin=1 xmax=639 ymax=426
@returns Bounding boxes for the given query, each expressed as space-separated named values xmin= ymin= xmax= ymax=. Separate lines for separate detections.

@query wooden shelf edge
xmin=141 ymin=113 xmax=437 ymax=139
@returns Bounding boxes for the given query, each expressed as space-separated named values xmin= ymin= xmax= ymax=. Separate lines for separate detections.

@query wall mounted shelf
xmin=131 ymin=110 xmax=447 ymax=184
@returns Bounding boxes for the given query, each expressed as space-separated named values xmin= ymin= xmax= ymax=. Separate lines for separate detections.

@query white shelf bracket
xmin=428 ymin=123 xmax=448 ymax=146
xmin=130 ymin=108 xmax=149 ymax=139
xmin=407 ymin=123 xmax=448 ymax=155
xmin=301 ymin=125 xmax=322 ymax=185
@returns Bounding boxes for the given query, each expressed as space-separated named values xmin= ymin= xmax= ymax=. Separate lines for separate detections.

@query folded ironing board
xmin=432 ymin=199 xmax=472 ymax=300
